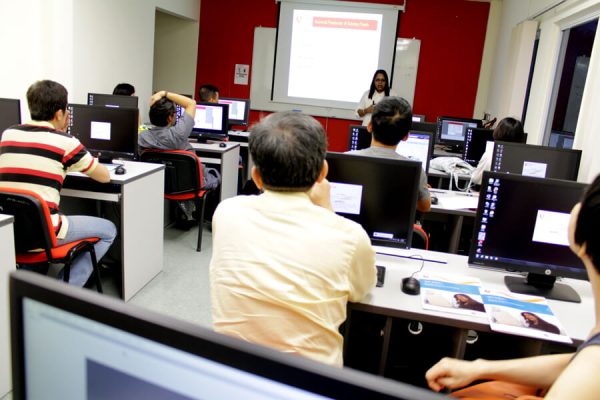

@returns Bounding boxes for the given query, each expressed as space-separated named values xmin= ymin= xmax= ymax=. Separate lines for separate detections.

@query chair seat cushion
xmin=16 ymin=238 xmax=100 ymax=264
xmin=165 ymin=190 xmax=207 ymax=201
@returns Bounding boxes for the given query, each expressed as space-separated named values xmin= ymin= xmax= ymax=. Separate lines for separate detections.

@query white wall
xmin=0 ymin=0 xmax=199 ymax=123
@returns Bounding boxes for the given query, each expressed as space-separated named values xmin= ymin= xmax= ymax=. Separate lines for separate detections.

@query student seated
xmin=198 ymin=84 xmax=219 ymax=103
xmin=347 ymin=96 xmax=431 ymax=213
xmin=210 ymin=111 xmax=377 ymax=366
xmin=112 ymin=83 xmax=135 ymax=96
xmin=0 ymin=80 xmax=116 ymax=287
xmin=471 ymin=117 xmax=525 ymax=186
xmin=426 ymin=174 xmax=600 ymax=400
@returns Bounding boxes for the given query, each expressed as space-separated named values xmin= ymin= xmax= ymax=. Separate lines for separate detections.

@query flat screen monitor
xmin=218 ymin=97 xmax=250 ymax=127
xmin=468 ymin=172 xmax=588 ymax=302
xmin=347 ymin=125 xmax=371 ymax=151
xmin=411 ymin=114 xmax=425 ymax=123
xmin=9 ymin=271 xmax=443 ymax=400
xmin=67 ymin=103 xmax=139 ymax=162
xmin=491 ymin=141 xmax=582 ymax=181
xmin=0 ymin=98 xmax=21 ymax=131
xmin=174 ymin=94 xmax=194 ymax=125
xmin=436 ymin=116 xmax=482 ymax=150
xmin=463 ymin=127 xmax=494 ymax=166
xmin=411 ymin=121 xmax=436 ymax=135
xmin=191 ymin=102 xmax=229 ymax=142
xmin=326 ymin=152 xmax=420 ymax=249
xmin=87 ymin=93 xmax=139 ymax=109
xmin=396 ymin=130 xmax=434 ymax=172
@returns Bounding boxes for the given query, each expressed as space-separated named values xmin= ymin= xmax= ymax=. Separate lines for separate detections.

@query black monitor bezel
xmin=491 ymin=141 xmax=582 ymax=181
xmin=87 ymin=92 xmax=139 ymax=109
xmin=218 ymin=97 xmax=251 ymax=127
xmin=326 ymin=152 xmax=420 ymax=249
xmin=436 ymin=116 xmax=482 ymax=146
xmin=0 ymin=97 xmax=21 ymax=130
xmin=396 ymin=130 xmax=434 ymax=173
xmin=410 ymin=121 xmax=437 ymax=135
xmin=67 ymin=103 xmax=139 ymax=162
xmin=347 ymin=124 xmax=371 ymax=151
xmin=191 ymin=102 xmax=229 ymax=141
xmin=9 ymin=271 xmax=443 ymax=400
xmin=468 ymin=171 xmax=588 ymax=281
xmin=462 ymin=127 xmax=494 ymax=166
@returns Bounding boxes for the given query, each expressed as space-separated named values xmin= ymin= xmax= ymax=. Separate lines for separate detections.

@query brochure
xmin=420 ymin=272 xmax=486 ymax=318
xmin=480 ymin=288 xmax=572 ymax=344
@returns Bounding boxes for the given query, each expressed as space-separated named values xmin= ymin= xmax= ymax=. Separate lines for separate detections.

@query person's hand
xmin=425 ymin=357 xmax=482 ymax=392
xmin=308 ymin=179 xmax=333 ymax=211
xmin=365 ymin=104 xmax=375 ymax=114
xmin=149 ymin=91 xmax=165 ymax=106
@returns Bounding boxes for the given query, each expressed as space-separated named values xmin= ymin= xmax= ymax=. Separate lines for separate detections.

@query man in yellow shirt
xmin=210 ymin=111 xmax=377 ymax=366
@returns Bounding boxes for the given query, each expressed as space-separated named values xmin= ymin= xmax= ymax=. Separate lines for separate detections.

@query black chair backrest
xmin=0 ymin=190 xmax=53 ymax=252
xmin=140 ymin=151 xmax=201 ymax=195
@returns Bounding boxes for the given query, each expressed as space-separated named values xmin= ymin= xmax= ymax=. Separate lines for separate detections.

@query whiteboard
xmin=250 ymin=27 xmax=420 ymax=120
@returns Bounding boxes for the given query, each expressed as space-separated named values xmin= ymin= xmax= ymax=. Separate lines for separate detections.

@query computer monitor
xmin=411 ymin=114 xmax=425 ymax=123
xmin=218 ymin=97 xmax=250 ymax=127
xmin=87 ymin=93 xmax=139 ymax=109
xmin=436 ymin=116 xmax=482 ymax=151
xmin=0 ymin=98 xmax=21 ymax=131
xmin=67 ymin=104 xmax=139 ymax=163
xmin=326 ymin=152 xmax=420 ymax=249
xmin=174 ymin=94 xmax=194 ymax=125
xmin=468 ymin=172 xmax=588 ymax=302
xmin=491 ymin=141 xmax=582 ymax=181
xmin=396 ymin=130 xmax=434 ymax=172
xmin=347 ymin=125 xmax=371 ymax=151
xmin=463 ymin=127 xmax=494 ymax=166
xmin=9 ymin=271 xmax=443 ymax=400
xmin=191 ymin=102 xmax=229 ymax=142
xmin=411 ymin=121 xmax=436 ymax=135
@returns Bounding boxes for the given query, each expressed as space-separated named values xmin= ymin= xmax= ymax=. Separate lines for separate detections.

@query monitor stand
xmin=504 ymin=273 xmax=581 ymax=303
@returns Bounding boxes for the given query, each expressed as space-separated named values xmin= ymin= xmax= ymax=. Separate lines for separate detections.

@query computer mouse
xmin=219 ymin=142 xmax=227 ymax=148
xmin=430 ymin=195 xmax=438 ymax=205
xmin=401 ymin=277 xmax=421 ymax=295
xmin=115 ymin=165 xmax=126 ymax=175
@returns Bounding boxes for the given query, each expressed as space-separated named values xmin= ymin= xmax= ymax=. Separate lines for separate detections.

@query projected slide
xmin=288 ymin=9 xmax=381 ymax=102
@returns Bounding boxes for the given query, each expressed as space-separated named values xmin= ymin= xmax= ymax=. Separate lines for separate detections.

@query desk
xmin=344 ymin=246 xmax=593 ymax=383
xmin=61 ymin=161 xmax=165 ymax=301
xmin=190 ymin=141 xmax=241 ymax=202
xmin=228 ymin=130 xmax=253 ymax=182
xmin=427 ymin=189 xmax=478 ymax=254
xmin=0 ymin=215 xmax=15 ymax=398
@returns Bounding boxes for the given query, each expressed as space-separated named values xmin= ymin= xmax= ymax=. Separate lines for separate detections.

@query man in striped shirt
xmin=0 ymin=80 xmax=117 ymax=287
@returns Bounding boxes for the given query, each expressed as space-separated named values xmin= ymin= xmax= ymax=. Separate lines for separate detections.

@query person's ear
xmin=316 ymin=160 xmax=328 ymax=183
xmin=251 ymin=166 xmax=264 ymax=190
xmin=367 ymin=121 xmax=373 ymax=133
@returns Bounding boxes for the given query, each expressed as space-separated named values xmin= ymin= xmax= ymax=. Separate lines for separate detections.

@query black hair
xmin=492 ymin=117 xmax=525 ymax=143
xmin=249 ymin=112 xmax=327 ymax=191
xmin=370 ymin=97 xmax=413 ymax=146
xmin=575 ymin=174 xmax=600 ymax=272
xmin=26 ymin=80 xmax=68 ymax=121
xmin=149 ymin=97 xmax=176 ymax=127
xmin=198 ymin=84 xmax=219 ymax=102
xmin=113 ymin=83 xmax=135 ymax=96
xmin=368 ymin=69 xmax=390 ymax=99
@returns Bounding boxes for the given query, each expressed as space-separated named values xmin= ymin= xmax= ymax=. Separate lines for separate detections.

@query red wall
xmin=196 ymin=0 xmax=489 ymax=151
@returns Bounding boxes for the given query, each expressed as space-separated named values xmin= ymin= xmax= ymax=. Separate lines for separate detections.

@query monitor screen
xmin=411 ymin=114 xmax=425 ymax=123
xmin=463 ymin=127 xmax=494 ymax=166
xmin=10 ymin=271 xmax=443 ymax=400
xmin=67 ymin=104 xmax=139 ymax=162
xmin=174 ymin=94 xmax=194 ymax=125
xmin=347 ymin=125 xmax=371 ymax=151
xmin=469 ymin=172 xmax=588 ymax=302
xmin=491 ymin=141 xmax=582 ymax=181
xmin=191 ymin=102 xmax=229 ymax=141
xmin=0 ymin=98 xmax=21 ymax=131
xmin=395 ymin=130 xmax=433 ymax=172
xmin=436 ymin=116 xmax=481 ymax=148
xmin=326 ymin=152 xmax=420 ymax=248
xmin=87 ymin=93 xmax=139 ymax=109
xmin=218 ymin=97 xmax=250 ymax=127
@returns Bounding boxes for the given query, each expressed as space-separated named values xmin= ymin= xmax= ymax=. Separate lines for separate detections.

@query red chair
xmin=412 ymin=223 xmax=429 ymax=250
xmin=0 ymin=187 xmax=102 ymax=292
xmin=140 ymin=150 xmax=213 ymax=252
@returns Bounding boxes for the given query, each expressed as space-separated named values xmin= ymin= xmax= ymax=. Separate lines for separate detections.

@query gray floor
xmin=0 ymin=224 xmax=214 ymax=400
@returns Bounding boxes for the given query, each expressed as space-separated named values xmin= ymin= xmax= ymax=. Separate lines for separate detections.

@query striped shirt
xmin=0 ymin=121 xmax=98 ymax=238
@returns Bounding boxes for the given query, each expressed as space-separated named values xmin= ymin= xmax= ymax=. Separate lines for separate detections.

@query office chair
xmin=140 ymin=150 xmax=212 ymax=252
xmin=412 ymin=224 xmax=429 ymax=250
xmin=0 ymin=187 xmax=103 ymax=292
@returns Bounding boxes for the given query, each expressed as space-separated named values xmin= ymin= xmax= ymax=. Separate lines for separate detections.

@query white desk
xmin=190 ymin=141 xmax=241 ymax=202
xmin=0 ymin=214 xmax=15 ymax=398
xmin=428 ymin=189 xmax=478 ymax=253
xmin=61 ymin=161 xmax=165 ymax=301
xmin=344 ymin=246 xmax=593 ymax=378
xmin=228 ymin=130 xmax=253 ymax=181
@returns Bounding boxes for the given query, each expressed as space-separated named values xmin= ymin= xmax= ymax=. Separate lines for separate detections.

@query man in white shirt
xmin=210 ymin=111 xmax=377 ymax=366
